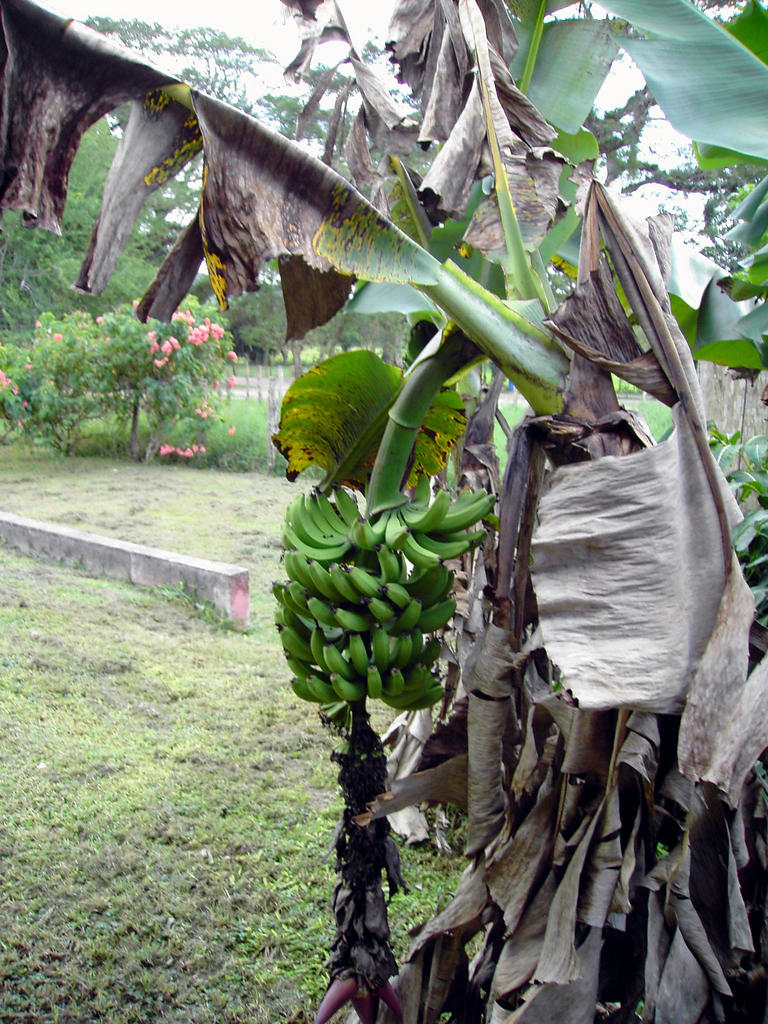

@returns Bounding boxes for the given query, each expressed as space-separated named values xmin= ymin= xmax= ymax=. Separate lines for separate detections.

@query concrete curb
xmin=0 ymin=512 xmax=250 ymax=626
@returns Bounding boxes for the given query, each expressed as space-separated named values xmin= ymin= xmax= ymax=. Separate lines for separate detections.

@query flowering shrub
xmin=0 ymin=299 xmax=236 ymax=459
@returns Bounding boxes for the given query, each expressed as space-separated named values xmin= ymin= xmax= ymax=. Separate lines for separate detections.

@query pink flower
xmin=169 ymin=336 xmax=180 ymax=350
xmin=228 ymin=425 xmax=236 ymax=435
xmin=213 ymin=380 xmax=220 ymax=391
xmin=199 ymin=445 xmax=206 ymax=454
xmin=132 ymin=299 xmax=139 ymax=308
xmin=149 ymin=341 xmax=160 ymax=354
xmin=147 ymin=330 xmax=157 ymax=342
xmin=227 ymin=375 xmax=236 ymax=389
xmin=34 ymin=320 xmax=42 ymax=328
xmin=161 ymin=339 xmax=173 ymax=355
xmin=159 ymin=444 xmax=175 ymax=456
xmin=211 ymin=324 xmax=225 ymax=340
xmin=22 ymin=400 xmax=28 ymax=408
xmin=53 ymin=333 xmax=63 ymax=342
xmin=96 ymin=315 xmax=104 ymax=324
xmin=17 ymin=419 xmax=22 ymax=428
xmin=227 ymin=350 xmax=237 ymax=362
xmin=154 ymin=357 xmax=168 ymax=368
xmin=24 ymin=364 xmax=33 ymax=370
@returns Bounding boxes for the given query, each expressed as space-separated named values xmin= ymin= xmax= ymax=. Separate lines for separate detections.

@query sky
xmin=43 ymin=0 xmax=397 ymax=62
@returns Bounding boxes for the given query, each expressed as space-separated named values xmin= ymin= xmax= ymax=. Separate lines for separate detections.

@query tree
xmin=2 ymin=3 xmax=767 ymax=1024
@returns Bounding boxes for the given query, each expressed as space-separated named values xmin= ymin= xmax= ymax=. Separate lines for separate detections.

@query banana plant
xmin=4 ymin=0 xmax=768 ymax=1021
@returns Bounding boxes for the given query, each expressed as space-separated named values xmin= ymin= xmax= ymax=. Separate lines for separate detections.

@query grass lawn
xmin=0 ymin=446 xmax=461 ymax=1024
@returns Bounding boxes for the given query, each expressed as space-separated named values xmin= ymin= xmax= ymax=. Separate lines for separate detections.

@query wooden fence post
xmin=267 ymin=377 xmax=280 ymax=471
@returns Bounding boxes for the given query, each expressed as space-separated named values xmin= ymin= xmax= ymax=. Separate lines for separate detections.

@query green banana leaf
xmin=272 ymin=350 xmax=467 ymax=490
xmin=599 ymin=0 xmax=768 ymax=164
xmin=509 ymin=18 xmax=620 ymax=134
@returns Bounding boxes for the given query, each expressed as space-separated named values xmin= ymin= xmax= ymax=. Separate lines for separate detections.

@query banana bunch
xmin=274 ymin=482 xmax=494 ymax=714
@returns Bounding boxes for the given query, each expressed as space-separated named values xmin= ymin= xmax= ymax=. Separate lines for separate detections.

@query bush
xmin=0 ymin=300 xmax=239 ymax=460
xmin=711 ymin=426 xmax=768 ymax=623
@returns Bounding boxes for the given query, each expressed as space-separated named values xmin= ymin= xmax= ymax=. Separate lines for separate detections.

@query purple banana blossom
xmin=316 ymin=974 xmax=403 ymax=1024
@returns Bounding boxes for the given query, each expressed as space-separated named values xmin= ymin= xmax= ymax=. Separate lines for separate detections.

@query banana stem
xmin=519 ymin=0 xmax=547 ymax=95
xmin=423 ymin=261 xmax=569 ymax=414
xmin=365 ymin=333 xmax=479 ymax=517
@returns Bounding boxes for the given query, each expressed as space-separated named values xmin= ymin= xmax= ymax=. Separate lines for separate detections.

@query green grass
xmin=74 ymin=399 xmax=281 ymax=474
xmin=0 ymin=447 xmax=464 ymax=1024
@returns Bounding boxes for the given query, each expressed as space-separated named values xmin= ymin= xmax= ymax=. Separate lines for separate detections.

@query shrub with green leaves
xmin=0 ymin=300 xmax=237 ymax=460
xmin=711 ymin=427 xmax=768 ymax=623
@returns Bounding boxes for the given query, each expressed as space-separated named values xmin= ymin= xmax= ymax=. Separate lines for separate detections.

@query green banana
xmin=346 ymin=632 xmax=370 ymax=677
xmin=307 ymin=595 xmax=339 ymax=629
xmin=334 ymin=606 xmax=374 ymax=632
xmin=380 ymin=581 xmax=411 ymax=610
xmin=382 ymin=666 xmax=406 ymax=697
xmin=323 ymin=641 xmax=356 ymax=682
xmin=312 ymin=491 xmax=350 ymax=538
xmin=279 ymin=624 xmax=314 ymax=663
xmin=392 ymin=632 xmax=413 ymax=670
xmin=391 ymin=597 xmax=423 ymax=635
xmin=409 ymin=473 xmax=431 ymax=508
xmin=384 ymin=508 xmax=410 ymax=550
xmin=320 ymin=700 xmax=351 ymax=728
xmin=308 ymin=559 xmax=345 ymax=603
xmin=274 ymin=604 xmax=312 ymax=641
xmin=365 ymin=595 xmax=397 ymax=625
xmin=376 ymin=545 xmax=405 ymax=583
xmin=401 ymin=530 xmax=443 ymax=569
xmin=332 ymin=487 xmax=361 ymax=528
xmin=403 ymin=683 xmax=444 ymax=711
xmin=404 ymin=663 xmax=434 ymax=692
xmin=285 ymin=654 xmax=313 ymax=679
xmin=280 ymin=589 xmax=312 ymax=621
xmin=435 ymin=490 xmax=495 ymax=534
xmin=310 ymin=628 xmax=330 ymax=673
xmin=301 ymin=492 xmax=347 ymax=545
xmin=291 ymin=675 xmax=321 ymax=703
xmin=401 ymin=487 xmax=452 ymax=533
xmin=404 ymin=564 xmax=454 ymax=604
xmin=284 ymin=581 xmax=311 ymax=616
xmin=326 ymin=563 xmax=359 ymax=604
xmin=417 ymin=597 xmax=457 ymax=633
xmin=345 ymin=563 xmax=383 ymax=599
xmin=349 ymin=516 xmax=384 ymax=550
xmin=421 ymin=637 xmax=442 ymax=666
xmin=307 ymin=672 xmax=339 ymax=703
xmin=371 ymin=626 xmax=391 ymax=672
xmin=366 ymin=663 xmax=383 ymax=700
xmin=330 ymin=673 xmax=367 ymax=702
xmin=283 ymin=494 xmax=314 ymax=545
xmin=411 ymin=529 xmax=482 ymax=560
xmin=282 ymin=522 xmax=351 ymax=564
xmin=288 ymin=493 xmax=341 ymax=550
xmin=283 ymin=549 xmax=316 ymax=592
xmin=409 ymin=629 xmax=425 ymax=664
